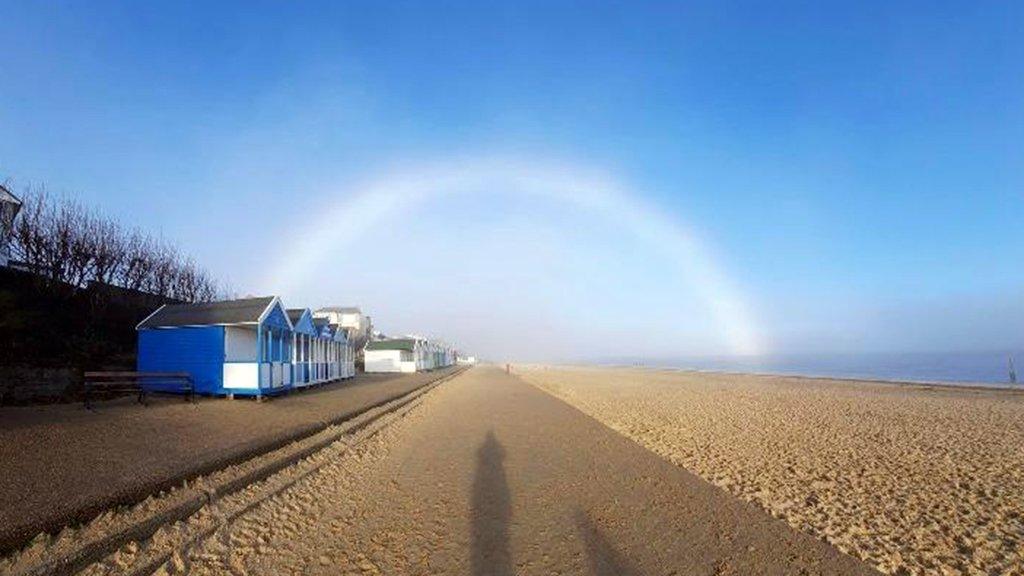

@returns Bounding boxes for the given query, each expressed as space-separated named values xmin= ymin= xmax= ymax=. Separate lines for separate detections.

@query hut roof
xmin=286 ymin=308 xmax=309 ymax=324
xmin=365 ymin=338 xmax=416 ymax=352
xmin=138 ymin=296 xmax=276 ymax=329
xmin=317 ymin=306 xmax=362 ymax=314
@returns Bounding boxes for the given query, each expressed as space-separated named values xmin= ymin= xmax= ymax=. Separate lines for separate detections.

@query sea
xmin=602 ymin=351 xmax=1023 ymax=388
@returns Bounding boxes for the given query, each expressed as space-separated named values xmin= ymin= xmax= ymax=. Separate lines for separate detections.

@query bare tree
xmin=118 ymin=229 xmax=154 ymax=291
xmin=42 ymin=195 xmax=75 ymax=285
xmin=195 ymin=275 xmax=219 ymax=302
xmin=90 ymin=215 xmax=125 ymax=286
xmin=172 ymin=258 xmax=200 ymax=302
xmin=146 ymin=240 xmax=180 ymax=298
xmin=7 ymin=184 xmax=223 ymax=302
xmin=64 ymin=199 xmax=98 ymax=288
xmin=9 ymin=185 xmax=48 ymax=273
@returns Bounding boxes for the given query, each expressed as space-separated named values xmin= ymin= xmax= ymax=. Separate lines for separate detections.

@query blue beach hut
xmin=312 ymin=318 xmax=333 ymax=384
xmin=136 ymin=296 xmax=294 ymax=397
xmin=287 ymin=308 xmax=317 ymax=388
xmin=337 ymin=327 xmax=356 ymax=379
xmin=324 ymin=322 xmax=354 ymax=380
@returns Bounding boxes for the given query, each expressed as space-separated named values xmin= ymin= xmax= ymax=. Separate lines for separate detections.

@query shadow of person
xmin=574 ymin=509 xmax=644 ymax=576
xmin=470 ymin=431 xmax=513 ymax=576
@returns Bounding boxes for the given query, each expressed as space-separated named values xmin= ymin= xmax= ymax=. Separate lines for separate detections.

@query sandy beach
xmin=516 ymin=366 xmax=1024 ymax=575
xmin=0 ymin=368 xmax=460 ymax=556
xmin=72 ymin=366 xmax=873 ymax=575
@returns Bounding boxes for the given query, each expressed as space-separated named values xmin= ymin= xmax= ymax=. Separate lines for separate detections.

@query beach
xmin=72 ymin=367 xmax=874 ymax=575
xmin=516 ymin=366 xmax=1024 ymax=575
xmin=0 ymin=368 xmax=461 ymax=556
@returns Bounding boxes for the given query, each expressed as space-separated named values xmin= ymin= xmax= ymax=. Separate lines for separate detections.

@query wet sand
xmin=517 ymin=366 xmax=1024 ymax=576
xmin=167 ymin=366 xmax=875 ymax=575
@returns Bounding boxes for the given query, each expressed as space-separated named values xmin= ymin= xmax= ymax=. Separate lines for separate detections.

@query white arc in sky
xmin=261 ymin=156 xmax=763 ymax=356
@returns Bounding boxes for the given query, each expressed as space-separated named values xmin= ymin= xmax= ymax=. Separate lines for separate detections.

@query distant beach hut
xmin=312 ymin=318 xmax=333 ymax=383
xmin=287 ymin=308 xmax=317 ymax=388
xmin=314 ymin=306 xmax=372 ymax=371
xmin=306 ymin=318 xmax=352 ymax=383
xmin=331 ymin=324 xmax=354 ymax=380
xmin=434 ymin=341 xmax=454 ymax=369
xmin=136 ymin=296 xmax=294 ymax=397
xmin=333 ymin=324 xmax=356 ymax=379
xmin=365 ymin=338 xmax=420 ymax=373
xmin=424 ymin=340 xmax=437 ymax=371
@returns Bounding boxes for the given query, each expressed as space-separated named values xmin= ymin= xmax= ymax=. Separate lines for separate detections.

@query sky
xmin=1 ymin=1 xmax=1022 ymax=361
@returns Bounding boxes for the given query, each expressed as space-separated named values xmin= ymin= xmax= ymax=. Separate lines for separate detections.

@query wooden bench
xmin=83 ymin=371 xmax=194 ymax=409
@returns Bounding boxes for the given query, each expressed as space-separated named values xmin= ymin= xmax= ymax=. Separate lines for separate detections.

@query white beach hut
xmin=364 ymin=338 xmax=419 ymax=373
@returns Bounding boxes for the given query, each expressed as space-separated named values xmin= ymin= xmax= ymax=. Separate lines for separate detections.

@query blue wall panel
xmin=138 ymin=327 xmax=225 ymax=394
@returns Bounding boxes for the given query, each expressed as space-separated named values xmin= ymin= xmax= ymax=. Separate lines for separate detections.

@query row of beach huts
xmin=135 ymin=296 xmax=460 ymax=398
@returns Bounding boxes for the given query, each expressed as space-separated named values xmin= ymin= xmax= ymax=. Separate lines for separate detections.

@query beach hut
xmin=136 ymin=296 xmax=294 ymax=397
xmin=407 ymin=336 xmax=430 ymax=371
xmin=326 ymin=323 xmax=355 ymax=380
xmin=329 ymin=324 xmax=356 ymax=379
xmin=343 ymin=337 xmax=356 ymax=378
xmin=314 ymin=306 xmax=372 ymax=371
xmin=287 ymin=308 xmax=317 ymax=388
xmin=312 ymin=318 xmax=333 ymax=383
xmin=429 ymin=341 xmax=440 ymax=370
xmin=365 ymin=338 xmax=419 ymax=373
xmin=421 ymin=340 xmax=433 ymax=371
xmin=434 ymin=341 xmax=453 ymax=369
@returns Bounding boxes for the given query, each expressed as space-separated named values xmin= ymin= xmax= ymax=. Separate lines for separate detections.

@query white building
xmin=0 ymin=185 xmax=22 ymax=268
xmin=314 ymin=306 xmax=372 ymax=348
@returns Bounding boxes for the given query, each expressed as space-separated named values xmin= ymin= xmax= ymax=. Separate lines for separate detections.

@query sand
xmin=93 ymin=367 xmax=874 ymax=575
xmin=516 ymin=366 xmax=1024 ymax=576
xmin=0 ymin=367 xmax=460 ymax=556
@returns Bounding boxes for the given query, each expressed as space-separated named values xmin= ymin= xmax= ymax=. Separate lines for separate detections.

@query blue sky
xmin=2 ymin=1 xmax=1022 ymax=359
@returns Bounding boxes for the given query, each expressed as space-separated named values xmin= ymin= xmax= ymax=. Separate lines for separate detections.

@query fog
xmin=242 ymin=157 xmax=1022 ymax=362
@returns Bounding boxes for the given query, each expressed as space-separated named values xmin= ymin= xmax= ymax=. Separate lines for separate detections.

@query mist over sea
xmin=601 ymin=351 xmax=1023 ymax=387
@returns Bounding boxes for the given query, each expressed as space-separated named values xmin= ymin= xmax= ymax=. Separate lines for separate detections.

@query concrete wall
xmin=0 ymin=367 xmax=76 ymax=405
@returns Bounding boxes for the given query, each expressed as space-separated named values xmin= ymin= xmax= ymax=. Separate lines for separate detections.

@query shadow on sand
xmin=471 ymin=430 xmax=513 ymax=576
xmin=574 ymin=509 xmax=645 ymax=576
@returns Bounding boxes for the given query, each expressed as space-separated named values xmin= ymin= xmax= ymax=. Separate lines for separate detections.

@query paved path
xmin=181 ymin=366 xmax=878 ymax=575
xmin=0 ymin=367 xmax=460 ymax=555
